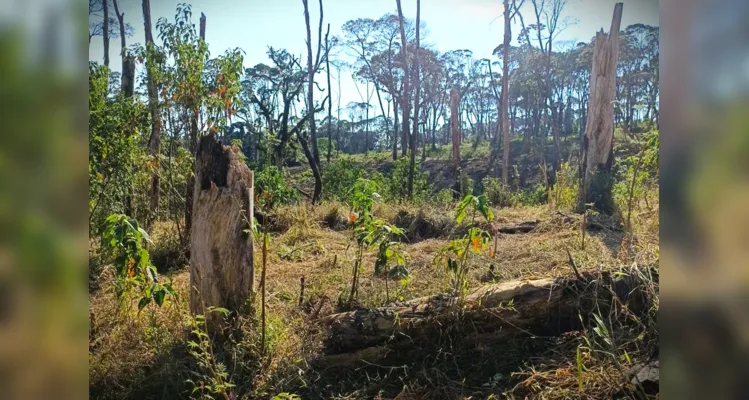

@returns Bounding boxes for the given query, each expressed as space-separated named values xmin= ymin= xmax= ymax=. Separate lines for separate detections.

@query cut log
xmin=321 ymin=267 xmax=655 ymax=358
xmin=190 ymin=134 xmax=254 ymax=324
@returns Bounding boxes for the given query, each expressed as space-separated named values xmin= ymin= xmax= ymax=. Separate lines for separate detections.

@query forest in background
xmin=89 ymin=0 xmax=659 ymax=398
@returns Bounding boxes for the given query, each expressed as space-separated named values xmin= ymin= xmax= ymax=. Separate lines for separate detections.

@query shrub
xmin=380 ymin=157 xmax=432 ymax=203
xmin=255 ymin=165 xmax=299 ymax=211
xmin=481 ymin=177 xmax=514 ymax=207
xmin=322 ymin=156 xmax=366 ymax=202
xmin=548 ymin=162 xmax=579 ymax=211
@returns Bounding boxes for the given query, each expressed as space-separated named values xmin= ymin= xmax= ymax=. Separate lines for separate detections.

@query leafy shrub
xmin=435 ymin=189 xmax=454 ymax=207
xmin=322 ymin=156 xmax=366 ymax=202
xmin=548 ymin=162 xmax=579 ymax=211
xmin=515 ymin=184 xmax=548 ymax=206
xmin=101 ymin=214 xmax=177 ymax=311
xmin=255 ymin=165 xmax=299 ymax=211
xmin=481 ymin=177 xmax=514 ymax=207
xmin=380 ymin=157 xmax=432 ymax=203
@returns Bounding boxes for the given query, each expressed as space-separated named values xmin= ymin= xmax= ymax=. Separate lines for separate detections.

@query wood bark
xmin=113 ymin=0 xmax=133 ymax=97
xmin=407 ymin=0 xmax=421 ymax=198
xmin=450 ymin=85 xmax=461 ymax=171
xmin=395 ymin=0 xmax=411 ymax=162
xmin=102 ymin=0 xmax=110 ymax=67
xmin=501 ymin=0 xmax=512 ymax=183
xmin=577 ymin=3 xmax=623 ymax=214
xmin=190 ymin=134 xmax=255 ymax=323
xmin=143 ymin=0 xmax=162 ymax=224
xmin=321 ymin=266 xmax=655 ymax=358
xmin=325 ymin=28 xmax=333 ymax=163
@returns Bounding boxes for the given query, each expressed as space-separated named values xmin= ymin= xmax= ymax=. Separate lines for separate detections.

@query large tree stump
xmin=577 ymin=3 xmax=623 ymax=214
xmin=190 ymin=134 xmax=254 ymax=321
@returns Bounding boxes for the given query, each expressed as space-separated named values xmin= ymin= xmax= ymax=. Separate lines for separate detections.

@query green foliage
xmin=459 ymin=170 xmax=475 ymax=197
xmin=435 ymin=189 xmax=455 ymax=207
xmin=346 ymin=179 xmax=407 ymax=302
xmin=435 ymin=195 xmax=494 ymax=297
xmin=254 ymin=165 xmax=300 ymax=211
xmin=101 ymin=214 xmax=177 ymax=310
xmin=379 ymin=157 xmax=432 ymax=203
xmin=322 ymin=156 xmax=367 ymax=202
xmin=481 ymin=177 xmax=514 ymax=208
xmin=548 ymin=162 xmax=579 ymax=211
xmin=613 ymin=130 xmax=659 ymax=226
xmin=88 ymin=63 xmax=150 ymax=232
xmin=317 ymin=138 xmax=337 ymax=156
xmin=186 ymin=307 xmax=235 ymax=399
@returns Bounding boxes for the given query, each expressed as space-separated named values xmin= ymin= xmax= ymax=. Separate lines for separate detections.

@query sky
xmin=89 ymin=0 xmax=659 ymax=117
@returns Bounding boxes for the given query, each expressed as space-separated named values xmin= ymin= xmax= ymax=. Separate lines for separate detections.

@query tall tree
xmin=302 ymin=0 xmax=327 ymax=203
xmin=112 ymin=0 xmax=134 ymax=97
xmin=500 ymin=0 xmax=524 ymax=184
xmin=102 ymin=0 xmax=110 ymax=67
xmin=450 ymin=85 xmax=461 ymax=171
xmin=577 ymin=3 xmax=623 ymax=214
xmin=407 ymin=0 xmax=421 ymax=198
xmin=142 ymin=0 xmax=163 ymax=224
xmin=325 ymin=27 xmax=333 ymax=163
xmin=395 ymin=0 xmax=411 ymax=182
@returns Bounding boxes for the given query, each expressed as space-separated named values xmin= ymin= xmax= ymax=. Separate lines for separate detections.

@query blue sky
xmin=89 ymin=0 xmax=658 ymax=115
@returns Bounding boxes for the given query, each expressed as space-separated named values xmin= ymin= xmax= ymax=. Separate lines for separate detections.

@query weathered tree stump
xmin=577 ymin=3 xmax=623 ymax=214
xmin=190 ymin=134 xmax=254 ymax=321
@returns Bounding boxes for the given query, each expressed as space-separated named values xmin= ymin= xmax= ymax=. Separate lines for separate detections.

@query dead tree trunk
xmin=501 ymin=0 xmax=513 ymax=184
xmin=143 ymin=0 xmax=162 ymax=225
xmin=450 ymin=85 xmax=461 ymax=171
xmin=395 ymin=0 xmax=411 ymax=162
xmin=577 ymin=3 xmax=623 ymax=214
xmin=103 ymin=0 xmax=110 ymax=67
xmin=407 ymin=0 xmax=421 ymax=198
xmin=190 ymin=134 xmax=255 ymax=323
xmin=321 ymin=266 xmax=655 ymax=359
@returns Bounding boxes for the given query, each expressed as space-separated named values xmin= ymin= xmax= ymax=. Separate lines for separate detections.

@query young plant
xmin=434 ymin=195 xmax=495 ymax=298
xmin=345 ymin=178 xmax=406 ymax=304
xmin=186 ymin=307 xmax=235 ymax=400
xmin=101 ymin=214 xmax=177 ymax=312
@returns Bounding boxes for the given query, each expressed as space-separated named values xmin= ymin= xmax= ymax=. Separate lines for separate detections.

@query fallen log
xmin=321 ymin=267 xmax=656 ymax=358
xmin=495 ymin=220 xmax=539 ymax=234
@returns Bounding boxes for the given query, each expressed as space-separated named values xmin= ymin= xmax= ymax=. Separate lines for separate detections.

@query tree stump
xmin=577 ymin=3 xmax=623 ymax=214
xmin=190 ymin=134 xmax=254 ymax=322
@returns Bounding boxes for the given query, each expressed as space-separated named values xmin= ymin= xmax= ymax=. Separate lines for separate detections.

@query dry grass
xmin=89 ymin=193 xmax=659 ymax=399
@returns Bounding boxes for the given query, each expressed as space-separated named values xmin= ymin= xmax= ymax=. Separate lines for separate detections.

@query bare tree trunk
xmin=577 ymin=3 xmax=623 ymax=214
xmin=450 ymin=85 xmax=461 ymax=171
xmin=113 ymin=0 xmax=135 ymax=217
xmin=190 ymin=134 xmax=254 ymax=327
xmin=143 ymin=0 xmax=162 ymax=225
xmin=392 ymin=100 xmax=399 ymax=160
xmin=185 ymin=12 xmax=207 ymax=243
xmin=395 ymin=0 xmax=410 ymax=163
xmin=326 ymin=27 xmax=333 ymax=163
xmin=103 ymin=0 xmax=110 ymax=67
xmin=501 ymin=0 xmax=512 ymax=184
xmin=303 ymin=0 xmax=323 ymax=167
xmin=406 ymin=0 xmax=420 ymax=198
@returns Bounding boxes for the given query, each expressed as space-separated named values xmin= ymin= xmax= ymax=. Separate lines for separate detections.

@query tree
xmin=89 ymin=0 xmax=134 ymax=47
xmin=500 ymin=0 xmax=525 ymax=184
xmin=407 ymin=0 xmax=421 ymax=198
xmin=577 ymin=3 xmax=623 ymax=214
xmin=450 ymin=85 xmax=460 ymax=171
xmin=142 ymin=0 xmax=163 ymax=224
xmin=302 ymin=0 xmax=327 ymax=203
xmin=112 ymin=0 xmax=134 ymax=97
xmin=395 ymin=0 xmax=411 ymax=188
xmin=102 ymin=0 xmax=109 ymax=66
xmin=325 ymin=29 xmax=333 ymax=163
